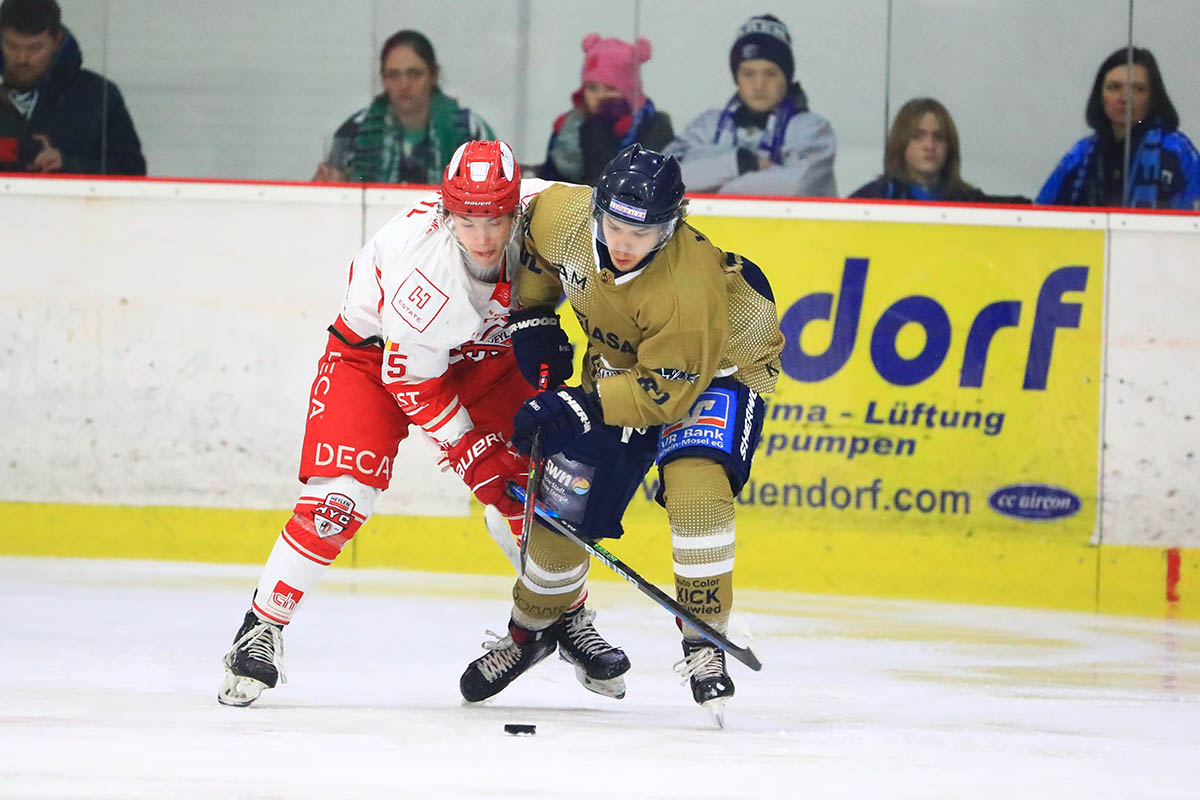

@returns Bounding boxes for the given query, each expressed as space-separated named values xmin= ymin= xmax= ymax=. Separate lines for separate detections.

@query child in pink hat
xmin=538 ymin=34 xmax=674 ymax=185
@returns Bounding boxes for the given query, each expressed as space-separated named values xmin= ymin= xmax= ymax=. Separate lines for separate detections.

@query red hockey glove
xmin=447 ymin=429 xmax=528 ymax=518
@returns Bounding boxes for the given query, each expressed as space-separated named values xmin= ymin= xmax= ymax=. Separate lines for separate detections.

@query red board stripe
xmin=1166 ymin=548 xmax=1182 ymax=603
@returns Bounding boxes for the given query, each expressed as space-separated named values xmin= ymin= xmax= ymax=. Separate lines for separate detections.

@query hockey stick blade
xmin=507 ymin=483 xmax=762 ymax=672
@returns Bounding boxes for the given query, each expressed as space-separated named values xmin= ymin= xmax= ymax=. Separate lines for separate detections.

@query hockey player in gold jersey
xmin=458 ymin=143 xmax=783 ymax=721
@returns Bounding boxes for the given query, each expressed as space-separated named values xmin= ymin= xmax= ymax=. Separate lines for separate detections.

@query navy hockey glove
xmin=507 ymin=307 xmax=574 ymax=389
xmin=512 ymin=386 xmax=602 ymax=456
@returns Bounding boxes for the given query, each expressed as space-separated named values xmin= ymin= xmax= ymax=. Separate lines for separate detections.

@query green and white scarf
xmin=351 ymin=88 xmax=492 ymax=184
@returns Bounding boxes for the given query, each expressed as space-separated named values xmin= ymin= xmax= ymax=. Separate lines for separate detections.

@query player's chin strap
xmin=518 ymin=362 xmax=552 ymax=575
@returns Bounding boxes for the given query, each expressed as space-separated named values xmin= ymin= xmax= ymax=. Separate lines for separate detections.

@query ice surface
xmin=1 ymin=557 xmax=1197 ymax=799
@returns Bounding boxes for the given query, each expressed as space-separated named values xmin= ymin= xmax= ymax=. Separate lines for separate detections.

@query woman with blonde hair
xmin=851 ymin=98 xmax=1020 ymax=202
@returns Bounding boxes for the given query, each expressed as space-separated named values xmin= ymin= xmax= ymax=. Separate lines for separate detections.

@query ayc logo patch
xmin=313 ymin=492 xmax=356 ymax=538
xmin=393 ymin=268 xmax=449 ymax=332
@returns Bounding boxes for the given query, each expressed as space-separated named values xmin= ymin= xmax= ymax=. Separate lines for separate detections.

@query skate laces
xmin=562 ymin=608 xmax=610 ymax=656
xmin=225 ymin=620 xmax=287 ymax=685
xmin=475 ymin=630 xmax=522 ymax=682
xmin=673 ymin=643 xmax=725 ymax=684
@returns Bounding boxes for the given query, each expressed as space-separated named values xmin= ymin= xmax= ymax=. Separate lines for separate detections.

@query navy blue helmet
xmin=593 ymin=144 xmax=685 ymax=226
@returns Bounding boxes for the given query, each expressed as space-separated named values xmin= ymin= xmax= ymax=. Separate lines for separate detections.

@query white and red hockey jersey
xmin=334 ymin=179 xmax=558 ymax=449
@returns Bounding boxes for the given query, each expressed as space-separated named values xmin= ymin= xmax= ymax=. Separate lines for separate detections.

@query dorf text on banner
xmin=618 ymin=217 xmax=1105 ymax=542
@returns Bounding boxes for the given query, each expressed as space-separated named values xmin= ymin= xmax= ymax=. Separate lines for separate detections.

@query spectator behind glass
xmin=314 ymin=30 xmax=495 ymax=184
xmin=1037 ymin=47 xmax=1200 ymax=210
xmin=665 ymin=13 xmax=835 ymax=197
xmin=538 ymin=34 xmax=673 ymax=185
xmin=0 ymin=0 xmax=145 ymax=175
xmin=851 ymin=98 xmax=1029 ymax=203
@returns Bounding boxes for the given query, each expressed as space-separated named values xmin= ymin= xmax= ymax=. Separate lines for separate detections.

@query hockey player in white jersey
xmin=218 ymin=140 xmax=627 ymax=707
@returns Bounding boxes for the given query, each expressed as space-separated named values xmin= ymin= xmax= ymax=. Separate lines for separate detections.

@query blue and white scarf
xmin=1067 ymin=119 xmax=1165 ymax=208
xmin=712 ymin=93 xmax=800 ymax=165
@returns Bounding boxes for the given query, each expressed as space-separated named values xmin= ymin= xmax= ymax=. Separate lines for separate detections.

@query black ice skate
xmin=460 ymin=619 xmax=557 ymax=702
xmin=674 ymin=638 xmax=735 ymax=728
xmin=218 ymin=610 xmax=285 ymax=707
xmin=554 ymin=606 xmax=630 ymax=699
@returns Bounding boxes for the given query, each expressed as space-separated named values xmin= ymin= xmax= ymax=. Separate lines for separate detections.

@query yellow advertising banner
xmin=564 ymin=215 xmax=1106 ymax=596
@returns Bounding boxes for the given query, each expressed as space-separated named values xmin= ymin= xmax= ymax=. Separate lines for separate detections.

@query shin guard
xmin=253 ymin=475 xmax=379 ymax=624
xmin=662 ymin=458 xmax=736 ymax=638
xmin=511 ymin=519 xmax=590 ymax=629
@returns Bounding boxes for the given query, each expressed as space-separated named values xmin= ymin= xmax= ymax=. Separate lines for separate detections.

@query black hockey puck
xmin=504 ymin=723 xmax=536 ymax=736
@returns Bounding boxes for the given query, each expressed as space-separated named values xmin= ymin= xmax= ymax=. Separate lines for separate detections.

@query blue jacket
xmin=0 ymin=30 xmax=145 ymax=175
xmin=850 ymin=175 xmax=1031 ymax=204
xmin=1037 ymin=119 xmax=1200 ymax=210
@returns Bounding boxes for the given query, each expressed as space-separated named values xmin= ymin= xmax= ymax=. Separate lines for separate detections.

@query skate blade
xmin=701 ymin=697 xmax=728 ymax=729
xmin=217 ymin=671 xmax=268 ymax=707
xmin=560 ymin=653 xmax=627 ymax=699
xmin=575 ymin=666 xmax=626 ymax=699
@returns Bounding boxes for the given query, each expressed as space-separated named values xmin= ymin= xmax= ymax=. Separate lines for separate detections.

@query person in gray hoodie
xmin=666 ymin=14 xmax=835 ymax=197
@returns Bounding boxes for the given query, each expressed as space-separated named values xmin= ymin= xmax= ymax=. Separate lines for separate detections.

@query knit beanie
xmin=729 ymin=14 xmax=794 ymax=84
xmin=577 ymin=34 xmax=652 ymax=112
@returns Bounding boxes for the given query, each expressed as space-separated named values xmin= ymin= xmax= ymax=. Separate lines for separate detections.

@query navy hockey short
xmin=654 ymin=377 xmax=765 ymax=497
xmin=536 ymin=423 xmax=659 ymax=540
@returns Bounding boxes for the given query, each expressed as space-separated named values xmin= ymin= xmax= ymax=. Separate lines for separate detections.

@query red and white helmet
xmin=441 ymin=140 xmax=521 ymax=217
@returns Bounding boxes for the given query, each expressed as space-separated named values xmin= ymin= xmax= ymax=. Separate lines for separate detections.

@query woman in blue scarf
xmin=1038 ymin=47 xmax=1200 ymax=210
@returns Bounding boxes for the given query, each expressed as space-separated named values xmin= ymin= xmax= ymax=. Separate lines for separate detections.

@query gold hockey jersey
xmin=518 ymin=183 xmax=784 ymax=429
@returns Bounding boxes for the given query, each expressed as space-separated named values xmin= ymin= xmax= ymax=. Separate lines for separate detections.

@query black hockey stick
xmin=518 ymin=363 xmax=552 ymax=574
xmin=508 ymin=483 xmax=762 ymax=672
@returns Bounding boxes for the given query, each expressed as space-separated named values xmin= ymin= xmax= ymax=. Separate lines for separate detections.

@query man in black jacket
xmin=0 ymin=0 xmax=144 ymax=175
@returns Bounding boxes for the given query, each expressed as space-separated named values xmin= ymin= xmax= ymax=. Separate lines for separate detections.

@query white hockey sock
xmin=252 ymin=533 xmax=329 ymax=625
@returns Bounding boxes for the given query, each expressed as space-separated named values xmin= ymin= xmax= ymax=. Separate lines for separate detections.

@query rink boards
xmin=0 ymin=178 xmax=1196 ymax=618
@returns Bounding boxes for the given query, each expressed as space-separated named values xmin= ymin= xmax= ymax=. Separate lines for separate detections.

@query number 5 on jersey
xmin=384 ymin=340 xmax=407 ymax=381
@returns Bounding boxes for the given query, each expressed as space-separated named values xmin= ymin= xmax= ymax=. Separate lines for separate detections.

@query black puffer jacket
xmin=0 ymin=29 xmax=145 ymax=175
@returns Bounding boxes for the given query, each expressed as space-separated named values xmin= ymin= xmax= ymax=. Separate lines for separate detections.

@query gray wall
xmin=54 ymin=0 xmax=1200 ymax=198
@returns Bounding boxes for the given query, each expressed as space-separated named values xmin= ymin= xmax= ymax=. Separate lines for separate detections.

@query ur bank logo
xmin=988 ymin=483 xmax=1082 ymax=521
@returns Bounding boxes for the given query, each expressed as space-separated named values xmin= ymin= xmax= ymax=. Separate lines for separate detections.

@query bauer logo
xmin=987 ymin=484 xmax=1082 ymax=521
